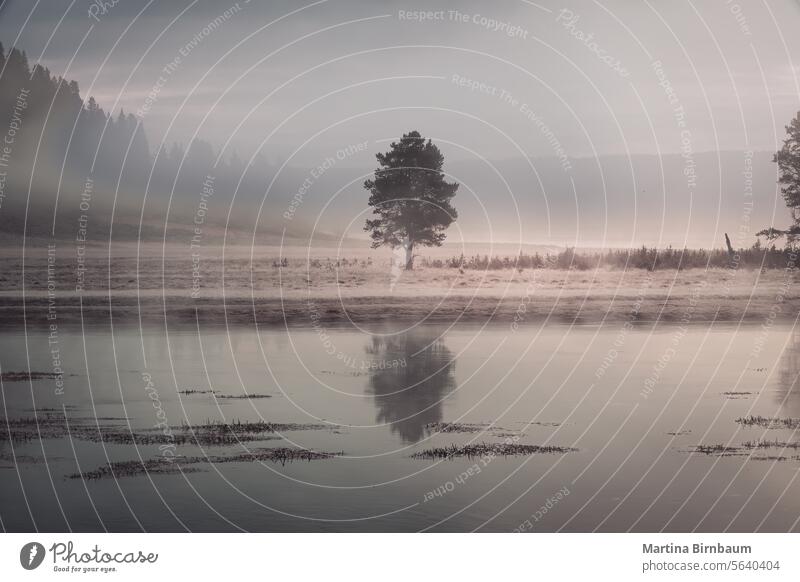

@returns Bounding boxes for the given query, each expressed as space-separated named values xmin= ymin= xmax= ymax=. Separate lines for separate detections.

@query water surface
xmin=2 ymin=321 xmax=800 ymax=532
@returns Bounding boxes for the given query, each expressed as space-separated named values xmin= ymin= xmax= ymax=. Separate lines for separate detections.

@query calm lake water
xmin=3 ymin=321 xmax=800 ymax=532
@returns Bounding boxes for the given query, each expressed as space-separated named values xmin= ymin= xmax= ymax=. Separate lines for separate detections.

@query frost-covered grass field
xmin=1 ymin=242 xmax=798 ymax=327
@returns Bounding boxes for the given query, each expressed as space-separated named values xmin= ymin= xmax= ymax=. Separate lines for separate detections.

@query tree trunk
xmin=404 ymin=240 xmax=414 ymax=270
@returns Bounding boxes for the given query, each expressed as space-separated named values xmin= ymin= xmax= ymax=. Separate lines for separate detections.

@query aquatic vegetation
xmin=213 ymin=448 xmax=343 ymax=466
xmin=741 ymin=439 xmax=800 ymax=450
xmin=0 ymin=415 xmax=106 ymax=442
xmin=176 ymin=389 xmax=275 ymax=399
xmin=183 ymin=419 xmax=331 ymax=434
xmin=411 ymin=442 xmax=577 ymax=460
xmin=73 ymin=459 xmax=200 ymax=480
xmin=425 ymin=422 xmax=543 ymax=438
xmin=71 ymin=448 xmax=343 ymax=480
xmin=690 ymin=444 xmax=744 ymax=456
xmin=0 ymin=452 xmax=51 ymax=466
xmin=689 ymin=440 xmax=800 ymax=460
xmin=424 ymin=422 xmax=493 ymax=433
xmin=735 ymin=416 xmax=800 ymax=429
xmin=1 ymin=371 xmax=64 ymax=382
xmin=214 ymin=393 xmax=272 ymax=399
xmin=170 ymin=420 xmax=331 ymax=446
xmin=1 ymin=414 xmax=335 ymax=446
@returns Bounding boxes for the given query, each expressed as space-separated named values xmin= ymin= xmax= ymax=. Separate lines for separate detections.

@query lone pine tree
xmin=363 ymin=131 xmax=458 ymax=269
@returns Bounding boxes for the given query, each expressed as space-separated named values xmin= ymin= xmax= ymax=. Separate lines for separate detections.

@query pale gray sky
xmin=3 ymin=0 xmax=799 ymax=161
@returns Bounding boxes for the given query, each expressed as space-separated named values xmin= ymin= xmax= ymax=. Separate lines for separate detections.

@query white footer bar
xmin=1 ymin=533 xmax=797 ymax=580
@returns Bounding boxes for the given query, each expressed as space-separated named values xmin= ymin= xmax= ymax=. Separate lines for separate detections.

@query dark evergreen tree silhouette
xmin=758 ymin=112 xmax=800 ymax=245
xmin=0 ymin=40 xmax=275 ymax=239
xmin=363 ymin=131 xmax=458 ymax=269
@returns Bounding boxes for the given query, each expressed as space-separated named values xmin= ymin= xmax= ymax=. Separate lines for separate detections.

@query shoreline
xmin=1 ymin=291 xmax=796 ymax=328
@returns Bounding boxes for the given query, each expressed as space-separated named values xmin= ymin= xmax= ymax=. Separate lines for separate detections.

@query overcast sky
xmin=2 ymin=0 xmax=800 ymax=247
xmin=3 ymin=0 xmax=799 ymax=163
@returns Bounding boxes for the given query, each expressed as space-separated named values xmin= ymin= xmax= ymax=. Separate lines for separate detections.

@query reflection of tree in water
xmin=777 ymin=332 xmax=800 ymax=416
xmin=366 ymin=331 xmax=456 ymax=443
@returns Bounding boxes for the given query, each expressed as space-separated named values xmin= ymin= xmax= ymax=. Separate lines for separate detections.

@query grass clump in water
xmin=411 ymin=442 xmax=577 ymax=460
xmin=735 ymin=416 xmax=800 ymax=429
xmin=70 ymin=448 xmax=343 ymax=479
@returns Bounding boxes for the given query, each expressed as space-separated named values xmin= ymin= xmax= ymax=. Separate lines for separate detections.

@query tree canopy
xmin=757 ymin=113 xmax=800 ymax=244
xmin=363 ymin=131 xmax=458 ymax=269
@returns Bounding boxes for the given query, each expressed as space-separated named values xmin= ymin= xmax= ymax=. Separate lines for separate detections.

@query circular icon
xmin=19 ymin=542 xmax=46 ymax=570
